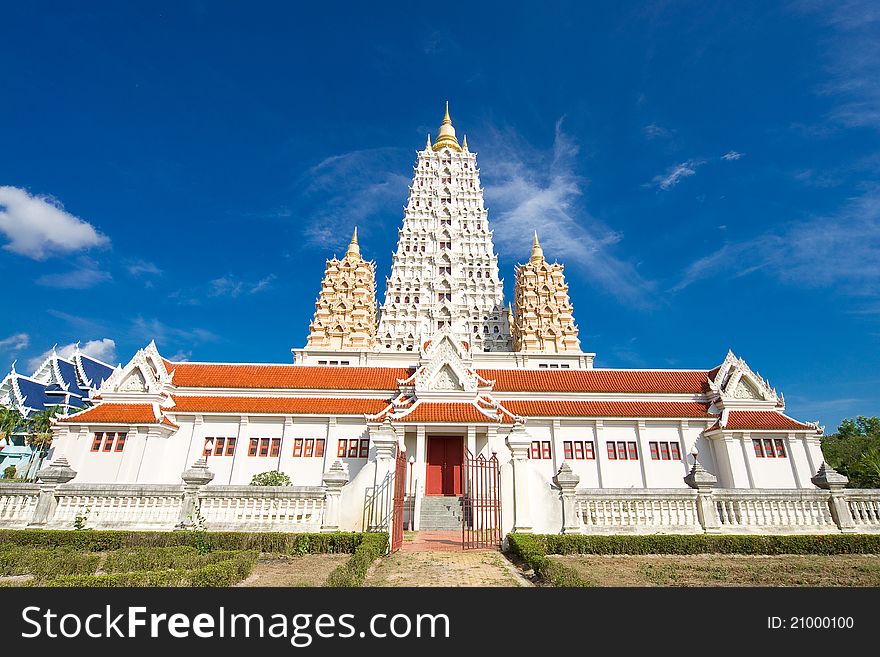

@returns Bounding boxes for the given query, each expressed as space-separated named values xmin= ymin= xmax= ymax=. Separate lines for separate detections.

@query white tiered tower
xmin=377 ymin=103 xmax=511 ymax=353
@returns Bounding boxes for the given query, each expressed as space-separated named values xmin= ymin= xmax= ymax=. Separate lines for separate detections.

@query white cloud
xmin=36 ymin=259 xmax=111 ymax=289
xmin=127 ymin=260 xmax=162 ymax=277
xmin=479 ymin=120 xmax=655 ymax=307
xmin=208 ymin=274 xmax=277 ymax=298
xmin=26 ymin=338 xmax=117 ymax=373
xmin=643 ymin=123 xmax=672 ymax=139
xmin=130 ymin=317 xmax=219 ymax=346
xmin=167 ymin=349 xmax=192 ymax=362
xmin=0 ymin=333 xmax=29 ymax=353
xmin=673 ymin=186 xmax=880 ymax=296
xmin=648 ymin=160 xmax=704 ymax=190
xmin=0 ymin=186 xmax=109 ymax=260
xmin=721 ymin=150 xmax=744 ymax=161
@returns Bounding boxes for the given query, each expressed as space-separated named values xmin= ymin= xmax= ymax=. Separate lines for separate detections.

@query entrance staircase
xmin=419 ymin=495 xmax=463 ymax=530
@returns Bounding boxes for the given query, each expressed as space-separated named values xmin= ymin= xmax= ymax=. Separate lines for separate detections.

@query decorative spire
xmin=426 ymin=133 xmax=432 ymax=150
xmin=530 ymin=231 xmax=544 ymax=263
xmin=432 ymin=101 xmax=461 ymax=151
xmin=345 ymin=227 xmax=360 ymax=258
xmin=462 ymin=134 xmax=468 ymax=150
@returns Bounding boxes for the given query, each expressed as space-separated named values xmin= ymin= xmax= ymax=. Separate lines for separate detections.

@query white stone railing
xmin=198 ymin=486 xmax=326 ymax=531
xmin=713 ymin=489 xmax=836 ymax=533
xmin=575 ymin=489 xmax=701 ymax=534
xmin=0 ymin=484 xmax=40 ymax=529
xmin=846 ymin=490 xmax=880 ymax=528
xmin=51 ymin=484 xmax=185 ymax=530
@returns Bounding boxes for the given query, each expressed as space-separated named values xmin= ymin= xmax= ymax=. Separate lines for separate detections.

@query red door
xmin=426 ymin=436 xmax=463 ymax=496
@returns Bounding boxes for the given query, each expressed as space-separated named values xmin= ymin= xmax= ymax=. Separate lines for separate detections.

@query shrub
xmin=0 ymin=547 xmax=100 ymax=580
xmin=250 ymin=471 xmax=291 ymax=486
xmin=326 ymin=532 xmax=388 ymax=587
xmin=2 ymin=465 xmax=16 ymax=479
xmin=506 ymin=534 xmax=590 ymax=587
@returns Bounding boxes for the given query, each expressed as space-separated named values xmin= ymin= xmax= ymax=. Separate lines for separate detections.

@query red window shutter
xmin=659 ymin=443 xmax=670 ymax=460
xmin=248 ymin=438 xmax=258 ymax=456
xmin=585 ymin=442 xmax=595 ymax=460
xmin=214 ymin=437 xmax=225 ymax=456
xmin=304 ymin=439 xmax=314 ymax=458
xmin=531 ymin=441 xmax=541 ymax=459
xmin=226 ymin=437 xmax=236 ymax=456
xmin=628 ymin=442 xmax=638 ymax=460
xmin=259 ymin=438 xmax=270 ymax=457
xmin=114 ymin=433 xmax=126 ymax=452
xmin=315 ymin=439 xmax=325 ymax=458
xmin=103 ymin=433 xmax=114 ymax=452
xmin=542 ymin=442 xmax=551 ymax=459
xmin=774 ymin=439 xmax=786 ymax=458
xmin=763 ymin=438 xmax=775 ymax=458
xmin=337 ymin=440 xmax=347 ymax=458
xmin=574 ymin=442 xmax=584 ymax=460
xmin=607 ymin=443 xmax=617 ymax=460
xmin=563 ymin=441 xmax=573 ymax=460
xmin=91 ymin=433 xmax=103 ymax=452
xmin=270 ymin=438 xmax=281 ymax=457
xmin=359 ymin=439 xmax=369 ymax=458
xmin=753 ymin=439 xmax=764 ymax=458
xmin=293 ymin=439 xmax=303 ymax=457
xmin=617 ymin=442 xmax=627 ymax=460
xmin=649 ymin=442 xmax=659 ymax=460
xmin=670 ymin=443 xmax=681 ymax=460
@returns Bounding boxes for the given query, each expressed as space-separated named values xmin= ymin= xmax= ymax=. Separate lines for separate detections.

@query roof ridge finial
xmin=432 ymin=101 xmax=461 ymax=151
xmin=346 ymin=227 xmax=361 ymax=258
xmin=530 ymin=230 xmax=544 ymax=263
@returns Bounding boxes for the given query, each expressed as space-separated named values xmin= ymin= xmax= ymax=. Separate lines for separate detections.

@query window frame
xmin=293 ymin=438 xmax=303 ymax=458
xmin=91 ymin=432 xmax=103 ymax=452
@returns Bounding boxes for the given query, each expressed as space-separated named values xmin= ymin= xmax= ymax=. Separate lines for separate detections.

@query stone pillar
xmin=553 ymin=462 xmax=581 ymax=534
xmin=321 ymin=460 xmax=350 ymax=532
xmin=506 ymin=420 xmax=533 ymax=533
xmin=369 ymin=419 xmax=400 ymax=531
xmin=29 ymin=457 xmax=77 ymax=526
xmin=811 ymin=462 xmax=855 ymax=532
xmin=684 ymin=455 xmax=720 ymax=533
xmin=177 ymin=458 xmax=215 ymax=528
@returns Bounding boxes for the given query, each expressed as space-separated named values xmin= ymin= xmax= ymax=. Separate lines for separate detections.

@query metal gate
xmin=462 ymin=449 xmax=501 ymax=549
xmin=390 ymin=447 xmax=407 ymax=552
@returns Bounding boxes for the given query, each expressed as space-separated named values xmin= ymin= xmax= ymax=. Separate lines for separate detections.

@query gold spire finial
xmin=346 ymin=227 xmax=360 ymax=258
xmin=530 ymin=231 xmax=544 ymax=263
xmin=432 ymin=101 xmax=461 ymax=151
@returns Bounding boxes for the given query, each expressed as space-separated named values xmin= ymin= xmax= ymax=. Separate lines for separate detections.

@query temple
xmin=38 ymin=105 xmax=841 ymax=536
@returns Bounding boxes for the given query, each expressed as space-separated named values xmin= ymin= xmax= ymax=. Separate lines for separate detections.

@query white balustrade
xmin=575 ymin=489 xmax=701 ymax=534
xmin=713 ymin=489 xmax=836 ymax=533
xmin=847 ymin=492 xmax=880 ymax=530
xmin=51 ymin=485 xmax=184 ymax=530
xmin=198 ymin=486 xmax=326 ymax=531
xmin=0 ymin=485 xmax=39 ymax=528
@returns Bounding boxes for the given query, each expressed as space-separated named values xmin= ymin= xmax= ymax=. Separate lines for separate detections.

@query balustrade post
xmin=29 ymin=457 xmax=77 ymax=527
xmin=553 ymin=463 xmax=581 ymax=534
xmin=321 ymin=460 xmax=350 ymax=532
xmin=177 ymin=458 xmax=215 ymax=529
xmin=506 ymin=420 xmax=533 ymax=533
xmin=811 ymin=462 xmax=855 ymax=533
xmin=684 ymin=456 xmax=719 ymax=533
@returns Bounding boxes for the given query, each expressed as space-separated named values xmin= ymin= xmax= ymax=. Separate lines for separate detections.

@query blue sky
xmin=1 ymin=1 xmax=878 ymax=431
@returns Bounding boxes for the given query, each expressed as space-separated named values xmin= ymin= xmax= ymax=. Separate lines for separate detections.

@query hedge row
xmin=506 ymin=534 xmax=590 ymax=587
xmin=326 ymin=533 xmax=388 ymax=587
xmin=0 ymin=546 xmax=101 ymax=580
xmin=0 ymin=530 xmax=366 ymax=554
xmin=43 ymin=551 xmax=259 ymax=587
xmin=530 ymin=533 xmax=880 ymax=555
xmin=103 ymin=547 xmax=249 ymax=574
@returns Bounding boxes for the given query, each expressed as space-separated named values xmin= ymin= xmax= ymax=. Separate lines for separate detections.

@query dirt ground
xmin=235 ymin=554 xmax=350 ymax=587
xmin=552 ymin=553 xmax=880 ymax=586
xmin=364 ymin=550 xmax=526 ymax=587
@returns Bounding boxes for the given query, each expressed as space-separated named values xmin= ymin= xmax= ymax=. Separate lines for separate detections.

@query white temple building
xmin=37 ymin=105 xmax=852 ymax=537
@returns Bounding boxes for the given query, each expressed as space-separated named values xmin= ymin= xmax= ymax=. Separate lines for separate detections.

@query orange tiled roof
xmin=503 ymin=400 xmax=711 ymax=418
xmin=480 ymin=369 xmax=711 ymax=394
xmin=170 ymin=396 xmax=389 ymax=415
xmin=716 ymin=411 xmax=815 ymax=431
xmin=59 ymin=404 xmax=165 ymax=425
xmin=397 ymin=403 xmax=500 ymax=423
xmin=163 ymin=362 xmax=410 ymax=390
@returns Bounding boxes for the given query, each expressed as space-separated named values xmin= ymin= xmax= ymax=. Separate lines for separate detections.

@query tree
xmin=0 ymin=406 xmax=24 ymax=445
xmin=250 ymin=470 xmax=291 ymax=486
xmin=821 ymin=416 xmax=880 ymax=488
xmin=24 ymin=405 xmax=61 ymax=481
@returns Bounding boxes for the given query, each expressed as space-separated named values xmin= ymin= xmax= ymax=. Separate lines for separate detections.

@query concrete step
xmin=419 ymin=496 xmax=463 ymax=530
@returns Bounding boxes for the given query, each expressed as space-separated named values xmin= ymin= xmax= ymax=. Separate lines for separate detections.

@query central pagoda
xmin=376 ymin=103 xmax=512 ymax=353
